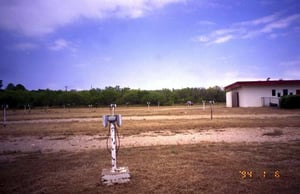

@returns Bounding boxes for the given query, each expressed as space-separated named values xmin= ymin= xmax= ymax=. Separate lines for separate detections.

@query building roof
xmin=224 ymin=80 xmax=300 ymax=91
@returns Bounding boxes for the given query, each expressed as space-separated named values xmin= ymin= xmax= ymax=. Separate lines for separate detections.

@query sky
xmin=0 ymin=0 xmax=300 ymax=91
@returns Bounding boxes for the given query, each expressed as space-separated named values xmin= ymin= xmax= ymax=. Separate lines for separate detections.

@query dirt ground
xmin=0 ymin=106 xmax=300 ymax=193
xmin=0 ymin=127 xmax=299 ymax=155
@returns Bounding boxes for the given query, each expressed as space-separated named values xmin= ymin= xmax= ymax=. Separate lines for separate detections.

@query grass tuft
xmin=263 ymin=129 xmax=283 ymax=137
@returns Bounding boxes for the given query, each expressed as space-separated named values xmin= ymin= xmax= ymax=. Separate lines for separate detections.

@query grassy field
xmin=0 ymin=105 xmax=300 ymax=193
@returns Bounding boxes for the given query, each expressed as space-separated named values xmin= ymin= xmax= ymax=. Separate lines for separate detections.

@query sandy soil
xmin=1 ymin=107 xmax=299 ymax=193
xmin=1 ymin=127 xmax=298 ymax=156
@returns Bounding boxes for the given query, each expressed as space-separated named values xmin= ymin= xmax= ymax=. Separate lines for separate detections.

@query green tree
xmin=122 ymin=89 xmax=140 ymax=104
xmin=160 ymin=89 xmax=174 ymax=105
xmin=141 ymin=91 xmax=164 ymax=105
xmin=6 ymin=83 xmax=15 ymax=90
xmin=102 ymin=87 xmax=120 ymax=105
xmin=15 ymin=84 xmax=27 ymax=91
xmin=89 ymin=89 xmax=103 ymax=106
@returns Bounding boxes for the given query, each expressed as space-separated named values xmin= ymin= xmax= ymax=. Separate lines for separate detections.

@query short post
xmin=101 ymin=104 xmax=130 ymax=185
xmin=147 ymin=101 xmax=150 ymax=110
xmin=27 ymin=104 xmax=31 ymax=114
xmin=3 ymin=104 xmax=7 ymax=127
xmin=202 ymin=100 xmax=206 ymax=110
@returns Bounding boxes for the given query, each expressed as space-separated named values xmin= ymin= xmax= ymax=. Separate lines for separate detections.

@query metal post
xmin=210 ymin=103 xmax=212 ymax=120
xmin=110 ymin=122 xmax=117 ymax=172
xmin=203 ymin=100 xmax=206 ymax=110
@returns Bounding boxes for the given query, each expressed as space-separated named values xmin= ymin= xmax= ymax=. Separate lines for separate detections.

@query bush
xmin=280 ymin=95 xmax=300 ymax=109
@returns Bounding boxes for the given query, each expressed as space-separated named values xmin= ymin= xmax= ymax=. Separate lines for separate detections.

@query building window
xmin=283 ymin=89 xmax=288 ymax=96
xmin=289 ymin=92 xmax=293 ymax=95
xmin=277 ymin=92 xmax=281 ymax=97
xmin=272 ymin=89 xmax=276 ymax=96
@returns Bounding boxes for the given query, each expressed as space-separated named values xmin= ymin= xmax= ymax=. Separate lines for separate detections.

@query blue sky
xmin=0 ymin=0 xmax=299 ymax=90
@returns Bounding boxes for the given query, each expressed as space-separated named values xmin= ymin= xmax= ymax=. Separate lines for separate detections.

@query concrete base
xmin=101 ymin=167 xmax=130 ymax=185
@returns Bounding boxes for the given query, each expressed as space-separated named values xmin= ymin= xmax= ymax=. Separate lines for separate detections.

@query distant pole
xmin=65 ymin=86 xmax=68 ymax=92
xmin=210 ymin=104 xmax=212 ymax=120
xmin=3 ymin=104 xmax=7 ymax=127
xmin=209 ymin=101 xmax=213 ymax=120
xmin=202 ymin=100 xmax=206 ymax=110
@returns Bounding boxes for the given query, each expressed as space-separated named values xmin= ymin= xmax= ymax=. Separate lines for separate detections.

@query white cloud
xmin=235 ymin=12 xmax=279 ymax=26
xmin=0 ymin=0 xmax=185 ymax=36
xmin=213 ymin=28 xmax=243 ymax=36
xmin=192 ymin=35 xmax=210 ymax=43
xmin=261 ymin=14 xmax=300 ymax=33
xmin=212 ymin=35 xmax=233 ymax=44
xmin=49 ymin=39 xmax=72 ymax=51
xmin=193 ymin=12 xmax=300 ymax=45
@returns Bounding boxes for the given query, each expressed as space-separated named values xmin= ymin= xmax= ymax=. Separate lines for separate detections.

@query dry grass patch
xmin=0 ymin=142 xmax=299 ymax=193
xmin=1 ymin=116 xmax=300 ymax=137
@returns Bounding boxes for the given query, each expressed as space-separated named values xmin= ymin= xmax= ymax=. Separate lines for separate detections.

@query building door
xmin=236 ymin=92 xmax=239 ymax=107
xmin=232 ymin=92 xmax=239 ymax=107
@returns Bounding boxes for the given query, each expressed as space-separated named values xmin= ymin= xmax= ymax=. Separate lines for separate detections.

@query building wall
xmin=226 ymin=85 xmax=300 ymax=107
xmin=239 ymin=87 xmax=269 ymax=107
xmin=226 ymin=89 xmax=239 ymax=107
xmin=226 ymin=91 xmax=232 ymax=107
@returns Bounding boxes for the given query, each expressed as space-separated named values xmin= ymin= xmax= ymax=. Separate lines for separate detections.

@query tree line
xmin=0 ymin=82 xmax=225 ymax=108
